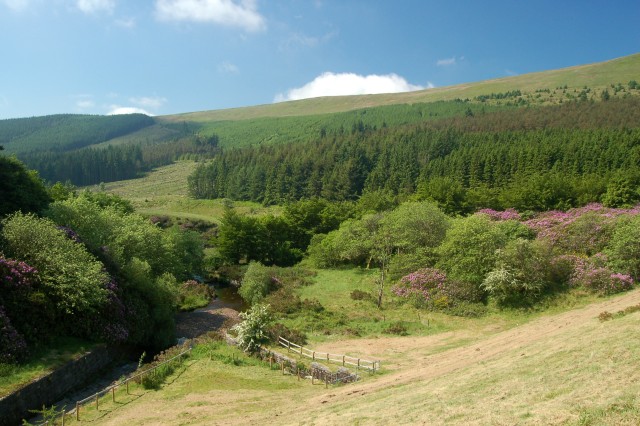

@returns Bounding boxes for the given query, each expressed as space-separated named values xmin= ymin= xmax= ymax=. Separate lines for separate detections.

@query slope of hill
xmin=161 ymin=53 xmax=640 ymax=123
xmin=1 ymin=53 xmax=637 ymax=188
xmin=73 ymin=288 xmax=640 ymax=425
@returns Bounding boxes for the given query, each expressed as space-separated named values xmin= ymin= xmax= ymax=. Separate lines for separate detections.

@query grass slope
xmin=100 ymin=161 xmax=278 ymax=222
xmin=65 ymin=286 xmax=640 ymax=425
xmin=161 ymin=53 xmax=640 ymax=123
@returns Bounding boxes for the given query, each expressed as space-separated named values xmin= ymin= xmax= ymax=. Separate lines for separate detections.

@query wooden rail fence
xmin=45 ymin=347 xmax=192 ymax=424
xmin=278 ymin=336 xmax=380 ymax=372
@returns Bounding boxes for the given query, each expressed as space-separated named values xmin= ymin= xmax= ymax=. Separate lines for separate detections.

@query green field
xmin=55 ymin=273 xmax=640 ymax=425
xmin=100 ymin=161 xmax=279 ymax=222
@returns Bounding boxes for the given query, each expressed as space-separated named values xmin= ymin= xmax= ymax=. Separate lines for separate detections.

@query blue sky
xmin=1 ymin=0 xmax=639 ymax=119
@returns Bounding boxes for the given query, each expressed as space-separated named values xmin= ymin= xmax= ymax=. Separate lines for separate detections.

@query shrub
xmin=437 ymin=214 xmax=508 ymax=286
xmin=483 ymin=238 xmax=554 ymax=306
xmin=1 ymin=213 xmax=108 ymax=317
xmin=383 ymin=321 xmax=408 ymax=336
xmin=606 ymin=214 xmax=640 ymax=280
xmin=0 ymin=306 xmax=28 ymax=363
xmin=238 ymin=262 xmax=279 ymax=306
xmin=177 ymin=280 xmax=214 ymax=311
xmin=231 ymin=304 xmax=273 ymax=353
xmin=301 ymin=298 xmax=324 ymax=313
xmin=266 ymin=323 xmax=307 ymax=346
xmin=392 ymin=268 xmax=449 ymax=308
xmin=264 ymin=287 xmax=301 ymax=314
xmin=350 ymin=289 xmax=372 ymax=301
xmin=569 ymin=254 xmax=635 ymax=295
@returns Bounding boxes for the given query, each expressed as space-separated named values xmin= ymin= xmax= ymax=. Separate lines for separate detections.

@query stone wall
xmin=0 ymin=345 xmax=116 ymax=426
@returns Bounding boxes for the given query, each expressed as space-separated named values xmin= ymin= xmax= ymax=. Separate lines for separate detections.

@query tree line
xmin=188 ymin=97 xmax=640 ymax=213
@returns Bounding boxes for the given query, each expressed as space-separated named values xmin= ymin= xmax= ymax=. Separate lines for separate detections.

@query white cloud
xmin=436 ymin=56 xmax=465 ymax=67
xmin=129 ymin=96 xmax=167 ymax=109
xmin=3 ymin=0 xmax=29 ymax=11
xmin=436 ymin=57 xmax=456 ymax=66
xmin=76 ymin=99 xmax=95 ymax=109
xmin=279 ymin=30 xmax=338 ymax=51
xmin=155 ymin=0 xmax=266 ymax=32
xmin=115 ymin=17 xmax=136 ymax=28
xmin=274 ymin=72 xmax=427 ymax=102
xmin=107 ymin=105 xmax=153 ymax=116
xmin=218 ymin=61 xmax=239 ymax=74
xmin=76 ymin=0 xmax=115 ymax=14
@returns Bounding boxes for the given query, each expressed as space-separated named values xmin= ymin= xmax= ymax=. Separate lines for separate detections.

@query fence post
xmin=96 ymin=394 xmax=99 ymax=410
xmin=342 ymin=355 xmax=345 ymax=366
xmin=281 ymin=362 xmax=285 ymax=375
xmin=312 ymin=351 xmax=315 ymax=361
xmin=126 ymin=379 xmax=129 ymax=394
xmin=297 ymin=367 xmax=300 ymax=381
xmin=287 ymin=340 xmax=291 ymax=353
xmin=300 ymin=346 xmax=303 ymax=356
xmin=76 ymin=402 xmax=80 ymax=421
xmin=61 ymin=409 xmax=65 ymax=426
xmin=112 ymin=386 xmax=116 ymax=402
xmin=327 ymin=353 xmax=330 ymax=362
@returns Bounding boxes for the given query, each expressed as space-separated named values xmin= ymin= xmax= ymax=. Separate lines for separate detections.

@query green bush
xmin=1 ymin=213 xmax=108 ymax=316
xmin=437 ymin=214 xmax=508 ymax=287
xmin=266 ymin=323 xmax=307 ymax=346
xmin=482 ymin=239 xmax=553 ymax=307
xmin=606 ymin=215 xmax=640 ymax=280
xmin=231 ymin=304 xmax=273 ymax=353
xmin=239 ymin=262 xmax=278 ymax=306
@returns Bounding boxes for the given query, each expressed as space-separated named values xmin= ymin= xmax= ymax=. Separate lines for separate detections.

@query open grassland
xmin=160 ymin=53 xmax=640 ymax=123
xmin=65 ymin=268 xmax=640 ymax=425
xmin=100 ymin=161 xmax=279 ymax=222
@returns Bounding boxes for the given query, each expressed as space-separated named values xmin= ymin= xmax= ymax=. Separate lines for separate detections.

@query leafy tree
xmin=606 ymin=215 xmax=640 ymax=280
xmin=602 ymin=171 xmax=640 ymax=208
xmin=437 ymin=214 xmax=508 ymax=287
xmin=381 ymin=201 xmax=449 ymax=254
xmin=216 ymin=208 xmax=264 ymax=264
xmin=239 ymin=262 xmax=277 ymax=306
xmin=415 ymin=177 xmax=468 ymax=215
xmin=0 ymin=156 xmax=51 ymax=217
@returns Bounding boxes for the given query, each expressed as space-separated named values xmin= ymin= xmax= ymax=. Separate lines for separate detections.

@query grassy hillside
xmin=100 ymin=161 xmax=279 ymax=222
xmin=60 ymin=278 xmax=640 ymax=425
xmin=161 ymin=53 xmax=640 ymax=123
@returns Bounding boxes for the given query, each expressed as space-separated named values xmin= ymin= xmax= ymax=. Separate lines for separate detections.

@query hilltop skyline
xmin=1 ymin=0 xmax=639 ymax=119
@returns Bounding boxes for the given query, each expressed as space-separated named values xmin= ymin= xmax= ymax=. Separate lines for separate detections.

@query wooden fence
xmin=45 ymin=347 xmax=192 ymax=424
xmin=278 ymin=336 xmax=380 ymax=372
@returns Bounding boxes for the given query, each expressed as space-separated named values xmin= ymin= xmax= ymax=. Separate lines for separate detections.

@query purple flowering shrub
xmin=525 ymin=204 xmax=640 ymax=255
xmin=568 ymin=253 xmax=634 ymax=295
xmin=0 ymin=257 xmax=43 ymax=358
xmin=0 ymin=306 xmax=28 ymax=363
xmin=392 ymin=268 xmax=451 ymax=309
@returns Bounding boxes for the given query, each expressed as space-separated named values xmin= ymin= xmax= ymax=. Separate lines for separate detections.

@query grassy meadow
xmin=54 ymin=282 xmax=640 ymax=425
xmin=100 ymin=161 xmax=279 ymax=223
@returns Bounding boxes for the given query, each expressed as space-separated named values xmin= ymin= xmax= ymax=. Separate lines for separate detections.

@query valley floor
xmin=82 ymin=288 xmax=640 ymax=425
